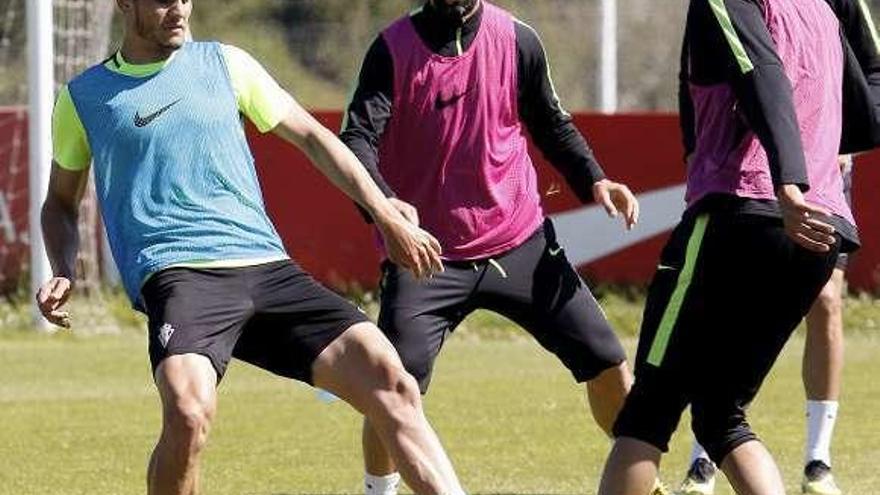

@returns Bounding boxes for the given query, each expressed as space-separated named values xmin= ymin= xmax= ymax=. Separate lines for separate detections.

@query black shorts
xmin=612 ymin=211 xmax=840 ymax=462
xmin=378 ymin=219 xmax=627 ymax=393
xmin=141 ymin=260 xmax=369 ymax=383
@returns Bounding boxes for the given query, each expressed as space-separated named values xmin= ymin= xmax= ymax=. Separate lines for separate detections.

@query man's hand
xmin=389 ymin=197 xmax=420 ymax=226
xmin=377 ymin=215 xmax=443 ymax=280
xmin=382 ymin=199 xmax=442 ymax=278
xmin=35 ymin=277 xmax=73 ymax=328
xmin=592 ymin=179 xmax=639 ymax=230
xmin=778 ymin=184 xmax=837 ymax=253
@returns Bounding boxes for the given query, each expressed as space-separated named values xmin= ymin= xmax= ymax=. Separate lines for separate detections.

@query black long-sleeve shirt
xmin=340 ymin=2 xmax=605 ymax=207
xmin=680 ymin=0 xmax=810 ymax=190
xmin=680 ymin=0 xmax=880 ymax=170
xmin=829 ymin=0 xmax=880 ymax=153
xmin=678 ymin=0 xmax=880 ymax=248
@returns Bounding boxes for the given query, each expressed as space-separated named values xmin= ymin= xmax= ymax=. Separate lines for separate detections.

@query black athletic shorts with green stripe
xmin=613 ymin=204 xmax=840 ymax=464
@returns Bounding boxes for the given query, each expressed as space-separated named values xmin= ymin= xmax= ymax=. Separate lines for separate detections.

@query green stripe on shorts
xmin=646 ymin=214 xmax=710 ymax=367
xmin=708 ymin=0 xmax=755 ymax=73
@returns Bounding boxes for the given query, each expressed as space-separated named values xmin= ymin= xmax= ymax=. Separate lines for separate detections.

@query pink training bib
xmin=378 ymin=2 xmax=544 ymax=260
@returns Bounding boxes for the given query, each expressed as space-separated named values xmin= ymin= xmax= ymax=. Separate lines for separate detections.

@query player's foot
xmin=652 ymin=478 xmax=672 ymax=495
xmin=802 ymin=460 xmax=842 ymax=495
xmin=676 ymin=458 xmax=716 ymax=495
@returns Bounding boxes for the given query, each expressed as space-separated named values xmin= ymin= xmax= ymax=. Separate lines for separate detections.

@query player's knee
xmin=386 ymin=366 xmax=421 ymax=409
xmin=588 ymin=361 xmax=632 ymax=395
xmin=812 ymin=283 xmax=843 ymax=319
xmin=156 ymin=357 xmax=217 ymax=455
xmin=691 ymin=404 xmax=755 ymax=464
xmin=372 ymin=363 xmax=422 ymax=421
xmin=164 ymin=395 xmax=216 ymax=455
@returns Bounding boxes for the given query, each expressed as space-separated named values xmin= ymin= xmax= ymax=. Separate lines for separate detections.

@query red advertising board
xmin=0 ymin=108 xmax=29 ymax=293
xmin=2 ymin=109 xmax=878 ymax=294
xmin=249 ymin=112 xmax=880 ymax=293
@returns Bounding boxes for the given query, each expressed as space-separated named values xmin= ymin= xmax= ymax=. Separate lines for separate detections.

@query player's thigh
xmin=310 ymin=321 xmax=421 ymax=415
xmin=232 ymin=260 xmax=369 ymax=384
xmin=142 ymin=267 xmax=253 ymax=381
xmin=690 ymin=215 xmax=839 ymax=406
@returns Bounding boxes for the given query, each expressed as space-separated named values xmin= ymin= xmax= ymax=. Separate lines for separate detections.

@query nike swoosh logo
xmin=549 ymin=246 xmax=564 ymax=256
xmin=550 ymin=184 xmax=687 ymax=267
xmin=134 ymin=98 xmax=181 ymax=128
xmin=434 ymin=87 xmax=474 ymax=110
xmin=657 ymin=264 xmax=678 ymax=271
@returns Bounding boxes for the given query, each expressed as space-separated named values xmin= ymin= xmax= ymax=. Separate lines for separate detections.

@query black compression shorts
xmin=378 ymin=219 xmax=627 ymax=393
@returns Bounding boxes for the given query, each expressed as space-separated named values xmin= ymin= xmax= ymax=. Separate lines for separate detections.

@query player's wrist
xmin=591 ymin=178 xmax=612 ymax=196
xmin=371 ymin=202 xmax=404 ymax=232
xmin=777 ymin=184 xmax=803 ymax=205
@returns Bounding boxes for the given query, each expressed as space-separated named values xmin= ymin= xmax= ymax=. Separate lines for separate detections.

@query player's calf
xmin=587 ymin=361 xmax=632 ymax=436
xmin=313 ymin=322 xmax=464 ymax=495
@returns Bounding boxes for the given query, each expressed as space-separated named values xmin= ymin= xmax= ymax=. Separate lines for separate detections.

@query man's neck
xmin=120 ymin=37 xmax=177 ymax=65
xmin=423 ymin=0 xmax=483 ymax=30
xmin=416 ymin=1 xmax=484 ymax=55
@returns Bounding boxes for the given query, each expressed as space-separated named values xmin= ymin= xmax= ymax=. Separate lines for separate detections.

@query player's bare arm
xmin=37 ymin=162 xmax=89 ymax=327
xmin=271 ymin=99 xmax=443 ymax=279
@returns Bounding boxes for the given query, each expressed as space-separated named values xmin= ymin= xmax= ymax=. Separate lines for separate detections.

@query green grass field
xmin=1 ymin=297 xmax=879 ymax=494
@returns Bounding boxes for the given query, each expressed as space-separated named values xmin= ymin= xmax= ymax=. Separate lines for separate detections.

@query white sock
xmin=365 ymin=472 xmax=401 ymax=495
xmin=805 ymin=400 xmax=839 ymax=466
xmin=690 ymin=440 xmax=712 ymax=466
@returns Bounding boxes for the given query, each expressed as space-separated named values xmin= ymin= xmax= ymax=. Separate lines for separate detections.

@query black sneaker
xmin=688 ymin=458 xmax=717 ymax=483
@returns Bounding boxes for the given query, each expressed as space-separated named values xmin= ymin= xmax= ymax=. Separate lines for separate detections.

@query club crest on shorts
xmin=158 ymin=323 xmax=176 ymax=348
